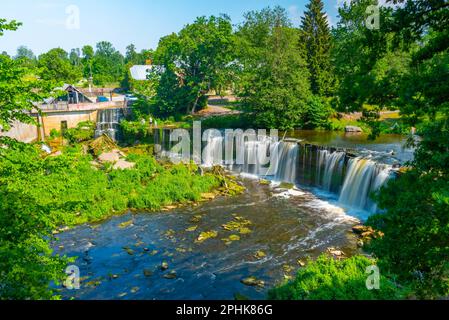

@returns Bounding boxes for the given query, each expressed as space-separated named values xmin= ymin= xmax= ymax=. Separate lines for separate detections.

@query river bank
xmin=54 ymin=177 xmax=362 ymax=300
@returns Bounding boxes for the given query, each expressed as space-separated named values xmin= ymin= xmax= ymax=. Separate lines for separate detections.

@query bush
xmin=300 ymin=96 xmax=333 ymax=130
xmin=0 ymin=142 xmax=233 ymax=298
xmin=201 ymin=114 xmax=253 ymax=129
xmin=63 ymin=121 xmax=95 ymax=143
xmin=268 ymin=254 xmax=408 ymax=300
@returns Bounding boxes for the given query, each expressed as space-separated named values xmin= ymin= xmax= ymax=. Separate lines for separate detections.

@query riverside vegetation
xmin=1 ymin=0 xmax=448 ymax=300
xmin=0 ymin=137 xmax=243 ymax=299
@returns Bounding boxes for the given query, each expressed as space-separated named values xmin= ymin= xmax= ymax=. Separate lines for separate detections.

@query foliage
xmin=152 ymin=15 xmax=236 ymax=116
xmin=0 ymin=142 xmax=69 ymax=300
xmin=121 ymin=64 xmax=158 ymax=97
xmin=14 ymin=46 xmax=36 ymax=68
xmin=368 ymin=119 xmax=449 ymax=298
xmin=63 ymin=121 xmax=96 ymax=144
xmin=235 ymin=7 xmax=311 ymax=130
xmin=120 ymin=119 xmax=150 ymax=143
xmin=92 ymin=41 xmax=125 ymax=86
xmin=0 ymin=18 xmax=21 ymax=36
xmin=301 ymin=0 xmax=334 ymax=96
xmin=0 ymin=142 xmax=230 ymax=298
xmin=300 ymin=96 xmax=333 ymax=129
xmin=363 ymin=0 xmax=449 ymax=299
xmin=0 ymin=19 xmax=53 ymax=133
xmin=268 ymin=255 xmax=408 ymax=300
xmin=201 ymin=114 xmax=253 ymax=129
xmin=38 ymin=48 xmax=82 ymax=84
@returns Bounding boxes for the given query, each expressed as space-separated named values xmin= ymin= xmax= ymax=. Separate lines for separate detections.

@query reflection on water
xmin=55 ymin=179 xmax=360 ymax=300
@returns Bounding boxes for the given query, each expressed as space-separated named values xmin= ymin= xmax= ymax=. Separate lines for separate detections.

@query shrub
xmin=63 ymin=121 xmax=95 ymax=143
xmin=268 ymin=254 xmax=408 ymax=300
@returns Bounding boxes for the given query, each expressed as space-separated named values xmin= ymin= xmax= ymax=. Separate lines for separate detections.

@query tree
xmin=82 ymin=45 xmax=94 ymax=79
xmin=92 ymin=41 xmax=125 ymax=85
xmin=236 ymin=6 xmax=311 ymax=130
xmin=0 ymin=20 xmax=53 ymax=132
xmin=125 ymin=44 xmax=143 ymax=65
xmin=0 ymin=18 xmax=21 ymax=36
xmin=301 ymin=0 xmax=334 ymax=96
xmin=0 ymin=18 xmax=66 ymax=300
xmin=152 ymin=15 xmax=235 ymax=116
xmin=38 ymin=48 xmax=82 ymax=83
xmin=69 ymin=48 xmax=82 ymax=67
xmin=364 ymin=0 xmax=449 ymax=298
xmin=15 ymin=45 xmax=36 ymax=61
xmin=330 ymin=0 xmax=413 ymax=137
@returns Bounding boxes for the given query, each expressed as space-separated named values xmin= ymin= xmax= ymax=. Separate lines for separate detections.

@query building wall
xmin=0 ymin=120 xmax=39 ymax=143
xmin=41 ymin=110 xmax=98 ymax=137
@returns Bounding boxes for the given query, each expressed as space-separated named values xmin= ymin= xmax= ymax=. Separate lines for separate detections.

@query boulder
xmin=345 ymin=126 xmax=363 ymax=133
xmin=241 ymin=276 xmax=265 ymax=287
xmin=113 ymin=159 xmax=135 ymax=170
xmin=161 ymin=261 xmax=169 ymax=271
xmin=143 ymin=269 xmax=153 ymax=277
xmin=163 ymin=271 xmax=177 ymax=279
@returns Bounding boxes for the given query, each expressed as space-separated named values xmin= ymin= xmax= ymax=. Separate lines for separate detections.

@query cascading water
xmin=338 ymin=157 xmax=392 ymax=212
xmin=273 ymin=142 xmax=299 ymax=183
xmin=162 ymin=129 xmax=395 ymax=216
xmin=95 ymin=108 xmax=123 ymax=141
xmin=316 ymin=150 xmax=346 ymax=192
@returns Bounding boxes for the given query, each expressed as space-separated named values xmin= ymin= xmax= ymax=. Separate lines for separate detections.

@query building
xmin=42 ymin=84 xmax=94 ymax=108
xmin=1 ymin=84 xmax=126 ymax=142
xmin=129 ymin=65 xmax=153 ymax=81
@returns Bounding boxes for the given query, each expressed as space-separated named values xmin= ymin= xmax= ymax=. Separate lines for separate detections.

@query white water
xmin=338 ymin=157 xmax=392 ymax=212
xmin=317 ymin=150 xmax=346 ymax=192
xmin=95 ymin=109 xmax=123 ymax=141
xmin=272 ymin=142 xmax=299 ymax=183
xmin=174 ymin=132 xmax=394 ymax=216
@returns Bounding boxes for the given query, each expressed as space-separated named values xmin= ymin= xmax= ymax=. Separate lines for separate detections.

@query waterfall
xmin=338 ymin=158 xmax=392 ymax=212
xmin=203 ymin=135 xmax=224 ymax=167
xmin=95 ymin=108 xmax=123 ymax=141
xmin=166 ymin=131 xmax=395 ymax=215
xmin=316 ymin=150 xmax=346 ymax=192
xmin=273 ymin=142 xmax=299 ymax=183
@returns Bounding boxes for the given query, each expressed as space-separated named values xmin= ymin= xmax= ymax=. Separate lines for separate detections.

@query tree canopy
xmin=152 ymin=15 xmax=235 ymax=116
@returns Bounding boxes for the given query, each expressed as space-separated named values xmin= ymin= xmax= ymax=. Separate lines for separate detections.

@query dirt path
xmin=194 ymin=95 xmax=241 ymax=118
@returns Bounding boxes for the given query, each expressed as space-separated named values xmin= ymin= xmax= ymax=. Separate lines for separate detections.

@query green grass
xmin=268 ymin=254 xmax=409 ymax=300
xmin=0 ymin=143 xmax=229 ymax=227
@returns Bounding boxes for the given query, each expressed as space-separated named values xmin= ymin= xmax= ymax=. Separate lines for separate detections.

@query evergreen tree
xmin=301 ymin=0 xmax=334 ymax=96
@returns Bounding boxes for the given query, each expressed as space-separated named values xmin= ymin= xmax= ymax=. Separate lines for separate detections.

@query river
xmin=54 ymin=130 xmax=411 ymax=300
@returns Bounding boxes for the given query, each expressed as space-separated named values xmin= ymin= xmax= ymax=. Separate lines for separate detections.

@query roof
xmin=129 ymin=65 xmax=152 ymax=81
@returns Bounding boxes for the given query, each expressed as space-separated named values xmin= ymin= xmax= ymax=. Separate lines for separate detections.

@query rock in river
xmin=345 ymin=126 xmax=363 ymax=133
xmin=241 ymin=276 xmax=265 ymax=287
xmin=163 ymin=271 xmax=177 ymax=280
xmin=161 ymin=261 xmax=169 ymax=271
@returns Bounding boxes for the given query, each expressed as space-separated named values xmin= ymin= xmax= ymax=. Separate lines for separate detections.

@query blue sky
xmin=0 ymin=0 xmax=342 ymax=56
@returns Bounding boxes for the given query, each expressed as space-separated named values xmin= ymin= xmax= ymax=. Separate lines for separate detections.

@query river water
xmin=54 ymin=131 xmax=411 ymax=300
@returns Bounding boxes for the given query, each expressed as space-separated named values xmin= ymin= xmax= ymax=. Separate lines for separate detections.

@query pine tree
xmin=301 ymin=0 xmax=334 ymax=96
